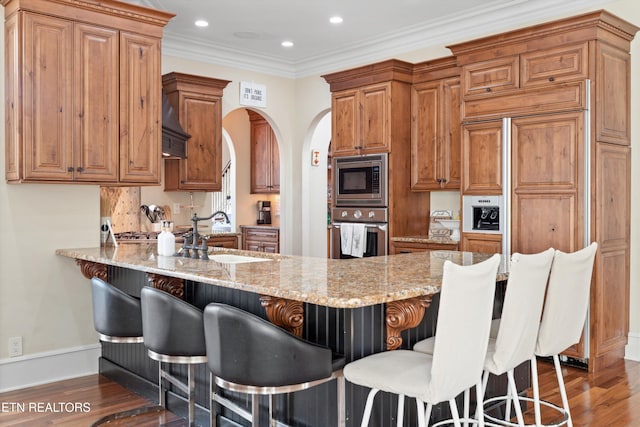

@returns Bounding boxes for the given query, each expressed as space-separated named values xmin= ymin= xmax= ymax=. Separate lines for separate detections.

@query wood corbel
xmin=146 ymin=273 xmax=185 ymax=299
xmin=75 ymin=260 xmax=107 ymax=281
xmin=385 ymin=295 xmax=433 ymax=350
xmin=259 ymin=295 xmax=304 ymax=337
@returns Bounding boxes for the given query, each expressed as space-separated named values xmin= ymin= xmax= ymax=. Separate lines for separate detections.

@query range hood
xmin=161 ymin=89 xmax=190 ymax=158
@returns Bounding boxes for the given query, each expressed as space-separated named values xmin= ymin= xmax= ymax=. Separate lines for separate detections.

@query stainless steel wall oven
xmin=330 ymin=207 xmax=387 ymax=258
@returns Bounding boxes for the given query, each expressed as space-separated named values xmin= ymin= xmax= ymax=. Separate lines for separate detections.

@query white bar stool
xmin=343 ymin=254 xmax=501 ymax=427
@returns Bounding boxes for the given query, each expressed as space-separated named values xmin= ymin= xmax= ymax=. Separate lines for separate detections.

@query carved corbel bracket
xmin=147 ymin=273 xmax=185 ymax=299
xmin=259 ymin=296 xmax=304 ymax=337
xmin=385 ymin=295 xmax=433 ymax=350
xmin=76 ymin=260 xmax=107 ymax=281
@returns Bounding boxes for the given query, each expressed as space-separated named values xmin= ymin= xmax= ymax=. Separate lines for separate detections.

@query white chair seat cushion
xmin=414 ymin=318 xmax=501 ymax=355
xmin=413 ymin=336 xmax=435 ymax=354
xmin=344 ymin=350 xmax=436 ymax=402
xmin=414 ymin=336 xmax=503 ymax=375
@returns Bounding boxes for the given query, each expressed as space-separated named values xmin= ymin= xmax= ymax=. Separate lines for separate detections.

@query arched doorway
xmin=301 ymin=110 xmax=331 ymax=258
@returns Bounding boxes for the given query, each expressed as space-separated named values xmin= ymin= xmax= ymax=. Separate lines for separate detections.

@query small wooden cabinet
xmin=162 ymin=72 xmax=231 ymax=192
xmin=460 ymin=233 xmax=502 ymax=255
xmin=241 ymin=226 xmax=279 ymax=253
xmin=248 ymin=111 xmax=280 ymax=194
xmin=329 ymin=82 xmax=392 ymax=156
xmin=390 ymin=240 xmax=459 ymax=254
xmin=461 ymin=120 xmax=503 ymax=195
xmin=206 ymin=234 xmax=239 ymax=249
xmin=411 ymin=57 xmax=461 ymax=190
xmin=3 ymin=0 xmax=172 ymax=184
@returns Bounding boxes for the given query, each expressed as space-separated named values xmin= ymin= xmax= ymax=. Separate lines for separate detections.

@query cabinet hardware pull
xmin=486 ymin=87 xmax=492 ymax=93
xmin=77 ymin=167 xmax=84 ymax=172
xmin=67 ymin=167 xmax=74 ymax=172
xmin=548 ymin=76 xmax=555 ymax=82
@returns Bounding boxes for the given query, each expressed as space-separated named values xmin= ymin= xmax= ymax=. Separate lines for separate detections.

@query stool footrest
xmin=483 ymin=395 xmax=569 ymax=427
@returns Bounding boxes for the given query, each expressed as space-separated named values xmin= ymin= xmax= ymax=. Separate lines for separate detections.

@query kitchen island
xmin=57 ymin=245 xmax=514 ymax=426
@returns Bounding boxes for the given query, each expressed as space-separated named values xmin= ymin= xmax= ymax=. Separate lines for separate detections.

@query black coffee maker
xmin=257 ymin=201 xmax=272 ymax=224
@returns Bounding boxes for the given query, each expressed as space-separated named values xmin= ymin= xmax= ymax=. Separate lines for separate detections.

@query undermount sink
xmin=209 ymin=254 xmax=270 ymax=264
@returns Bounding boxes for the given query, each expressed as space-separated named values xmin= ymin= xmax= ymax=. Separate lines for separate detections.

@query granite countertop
xmin=391 ymin=235 xmax=459 ymax=245
xmin=56 ymin=246 xmax=507 ymax=309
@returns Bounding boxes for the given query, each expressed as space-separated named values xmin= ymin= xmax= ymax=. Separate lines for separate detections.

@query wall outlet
xmin=9 ymin=336 xmax=22 ymax=357
xmin=173 ymin=203 xmax=181 ymax=214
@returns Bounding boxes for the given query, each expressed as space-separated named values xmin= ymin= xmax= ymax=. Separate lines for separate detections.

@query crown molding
xmin=157 ymin=0 xmax=613 ymax=79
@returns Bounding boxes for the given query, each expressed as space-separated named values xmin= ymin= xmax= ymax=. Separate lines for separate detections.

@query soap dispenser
xmin=158 ymin=220 xmax=175 ymax=256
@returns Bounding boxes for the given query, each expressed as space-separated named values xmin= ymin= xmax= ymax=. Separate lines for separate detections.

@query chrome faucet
xmin=179 ymin=211 xmax=229 ymax=260
xmin=211 ymin=211 xmax=231 ymax=224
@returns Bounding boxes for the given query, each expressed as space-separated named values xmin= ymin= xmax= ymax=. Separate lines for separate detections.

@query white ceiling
xmin=127 ymin=0 xmax=611 ymax=78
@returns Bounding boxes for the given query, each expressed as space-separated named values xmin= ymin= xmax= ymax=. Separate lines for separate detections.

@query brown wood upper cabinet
xmin=248 ymin=111 xmax=280 ymax=194
xmin=323 ymin=60 xmax=414 ymax=157
xmin=411 ymin=58 xmax=461 ymax=190
xmin=3 ymin=0 xmax=173 ymax=184
xmin=162 ymin=73 xmax=231 ymax=192
xmin=329 ymin=82 xmax=391 ymax=156
xmin=459 ymin=42 xmax=588 ymax=98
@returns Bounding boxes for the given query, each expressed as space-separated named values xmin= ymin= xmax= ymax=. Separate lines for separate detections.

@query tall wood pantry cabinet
xmin=162 ymin=72 xmax=231 ymax=192
xmin=451 ymin=10 xmax=638 ymax=372
xmin=3 ymin=0 xmax=172 ymax=184
xmin=248 ymin=111 xmax=280 ymax=194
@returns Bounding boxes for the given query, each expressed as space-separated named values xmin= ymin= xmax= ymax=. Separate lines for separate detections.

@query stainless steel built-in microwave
xmin=333 ymin=154 xmax=388 ymax=207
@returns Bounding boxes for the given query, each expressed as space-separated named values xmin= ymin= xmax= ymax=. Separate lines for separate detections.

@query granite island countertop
xmin=56 ymin=245 xmax=508 ymax=309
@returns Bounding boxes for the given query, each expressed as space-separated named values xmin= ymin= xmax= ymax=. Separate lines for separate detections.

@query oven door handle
xmin=332 ymin=223 xmax=387 ymax=231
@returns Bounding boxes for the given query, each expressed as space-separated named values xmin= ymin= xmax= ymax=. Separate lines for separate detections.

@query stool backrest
xmin=535 ymin=242 xmax=598 ymax=357
xmin=203 ymin=303 xmax=333 ymax=387
xmin=140 ymin=286 xmax=206 ymax=357
xmin=91 ymin=277 xmax=143 ymax=338
xmin=489 ymin=248 xmax=554 ymax=372
xmin=429 ymin=254 xmax=501 ymax=403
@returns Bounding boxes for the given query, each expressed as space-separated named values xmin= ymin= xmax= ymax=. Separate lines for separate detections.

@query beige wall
xmin=1 ymin=1 xmax=639 ymax=367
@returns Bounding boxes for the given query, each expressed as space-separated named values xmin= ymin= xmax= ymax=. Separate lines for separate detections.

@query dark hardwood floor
xmin=0 ymin=358 xmax=639 ymax=426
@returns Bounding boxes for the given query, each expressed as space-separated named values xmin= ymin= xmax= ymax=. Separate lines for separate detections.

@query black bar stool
xmin=89 ymin=277 xmax=163 ymax=426
xmin=141 ymin=286 xmax=208 ymax=427
xmin=203 ymin=302 xmax=345 ymax=427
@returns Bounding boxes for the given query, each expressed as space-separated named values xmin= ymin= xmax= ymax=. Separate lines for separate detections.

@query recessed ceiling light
xmin=329 ymin=16 xmax=343 ymax=24
xmin=281 ymin=41 xmax=294 ymax=47
xmin=195 ymin=20 xmax=209 ymax=28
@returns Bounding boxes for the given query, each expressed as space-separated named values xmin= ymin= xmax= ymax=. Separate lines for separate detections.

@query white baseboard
xmin=0 ymin=344 xmax=100 ymax=392
xmin=625 ymin=332 xmax=640 ymax=361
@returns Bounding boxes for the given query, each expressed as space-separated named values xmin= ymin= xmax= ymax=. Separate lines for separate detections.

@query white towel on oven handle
xmin=340 ymin=223 xmax=353 ymax=256
xmin=351 ymin=223 xmax=367 ymax=258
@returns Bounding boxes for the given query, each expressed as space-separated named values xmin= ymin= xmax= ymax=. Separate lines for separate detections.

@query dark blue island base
xmin=98 ymin=265 xmax=526 ymax=426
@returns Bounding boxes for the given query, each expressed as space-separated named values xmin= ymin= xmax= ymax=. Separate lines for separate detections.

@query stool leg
xmin=188 ymin=364 xmax=196 ymax=427
xmin=397 ymin=394 xmax=405 ymax=427
xmin=337 ymin=375 xmax=346 ymax=427
xmin=449 ymin=398 xmax=462 ymax=427
xmin=507 ymin=369 xmax=525 ymax=426
xmin=269 ymin=394 xmax=275 ymax=426
xmin=553 ymin=354 xmax=573 ymax=427
xmin=158 ymin=362 xmax=166 ymax=408
xmin=251 ymin=395 xmax=260 ymax=426
xmin=416 ymin=399 xmax=426 ymax=427
xmin=425 ymin=402 xmax=433 ymax=424
xmin=530 ymin=356 xmax=542 ymax=426
xmin=361 ymin=389 xmax=379 ymax=427
xmin=475 ymin=380 xmax=485 ymax=427
xmin=210 ymin=372 xmax=217 ymax=427
xmin=463 ymin=388 xmax=470 ymax=427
